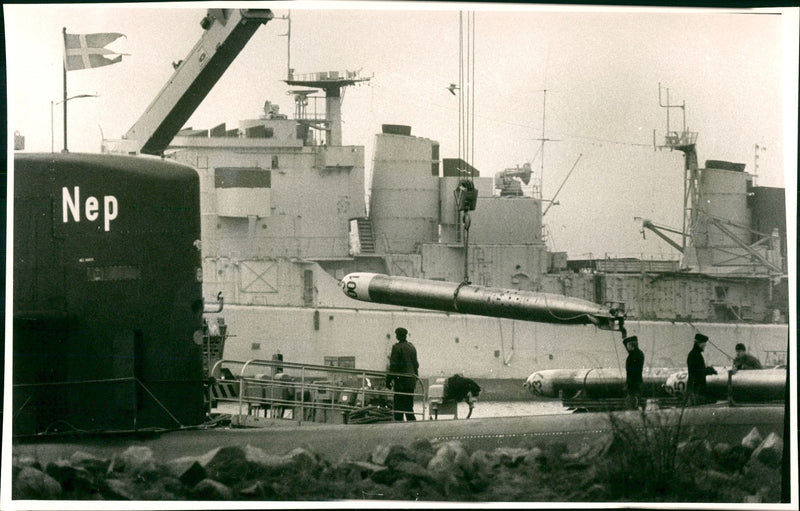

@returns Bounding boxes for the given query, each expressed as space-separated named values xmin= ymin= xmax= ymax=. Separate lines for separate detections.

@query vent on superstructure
xmin=382 ymin=124 xmax=412 ymax=136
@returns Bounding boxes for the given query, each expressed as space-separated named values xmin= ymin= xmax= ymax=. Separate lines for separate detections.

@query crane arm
xmin=640 ymin=219 xmax=684 ymax=253
xmin=123 ymin=9 xmax=273 ymax=155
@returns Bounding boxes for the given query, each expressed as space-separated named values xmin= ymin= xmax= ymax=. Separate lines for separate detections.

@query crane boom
xmin=121 ymin=8 xmax=273 ymax=155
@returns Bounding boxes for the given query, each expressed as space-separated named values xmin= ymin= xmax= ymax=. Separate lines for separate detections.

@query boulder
xmin=469 ymin=449 xmax=495 ymax=476
xmin=118 ymin=446 xmax=157 ymax=476
xmin=191 ymin=478 xmax=234 ymax=500
xmin=140 ymin=476 xmax=184 ymax=500
xmin=45 ymin=459 xmax=97 ymax=494
xmin=13 ymin=466 xmax=63 ymax=499
xmin=393 ymin=460 xmax=433 ymax=483
xmin=490 ymin=447 xmax=528 ymax=468
xmin=751 ymin=432 xmax=783 ymax=468
xmin=699 ymin=468 xmax=736 ymax=486
xmin=69 ymin=451 xmax=111 ymax=475
xmin=409 ymin=438 xmax=436 ymax=467
xmin=204 ymin=446 xmax=249 ymax=485
xmin=240 ymin=480 xmax=269 ymax=499
xmin=371 ymin=443 xmax=414 ymax=468
xmin=427 ymin=441 xmax=470 ymax=483
xmin=712 ymin=442 xmax=731 ymax=459
xmin=242 ymin=444 xmax=284 ymax=467
xmin=523 ymin=446 xmax=544 ymax=466
xmin=243 ymin=444 xmax=320 ymax=474
xmin=344 ymin=460 xmax=388 ymax=479
xmin=177 ymin=461 xmax=207 ymax=487
xmin=102 ymin=478 xmax=136 ymax=500
xmin=714 ymin=445 xmax=749 ymax=473
xmin=283 ymin=447 xmax=319 ymax=471
xmin=741 ymin=427 xmax=763 ymax=452
xmin=13 ymin=455 xmax=42 ymax=472
xmin=581 ymin=482 xmax=611 ymax=501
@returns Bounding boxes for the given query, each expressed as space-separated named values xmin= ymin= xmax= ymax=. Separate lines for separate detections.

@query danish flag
xmin=64 ymin=32 xmax=126 ymax=71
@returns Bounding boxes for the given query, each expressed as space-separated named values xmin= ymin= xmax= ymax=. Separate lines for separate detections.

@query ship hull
xmin=13 ymin=405 xmax=786 ymax=466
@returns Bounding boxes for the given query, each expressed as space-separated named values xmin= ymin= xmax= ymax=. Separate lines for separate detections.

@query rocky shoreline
xmin=13 ymin=425 xmax=784 ymax=503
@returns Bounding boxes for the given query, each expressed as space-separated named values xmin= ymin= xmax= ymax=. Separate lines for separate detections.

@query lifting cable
xmin=454 ymin=11 xmax=477 ymax=286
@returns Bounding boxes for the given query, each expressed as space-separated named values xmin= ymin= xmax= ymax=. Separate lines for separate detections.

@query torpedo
xmin=340 ymin=272 xmax=624 ymax=330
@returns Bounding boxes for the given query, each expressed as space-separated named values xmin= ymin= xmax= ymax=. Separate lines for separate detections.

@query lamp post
xmin=51 ymin=93 xmax=99 ymax=152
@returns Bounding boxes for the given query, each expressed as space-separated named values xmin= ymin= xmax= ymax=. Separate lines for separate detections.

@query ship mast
xmin=277 ymin=11 xmax=292 ymax=80
xmin=656 ymin=82 xmax=699 ymax=266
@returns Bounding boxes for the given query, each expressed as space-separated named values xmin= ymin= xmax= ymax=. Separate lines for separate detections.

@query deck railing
xmin=209 ymin=359 xmax=427 ymax=423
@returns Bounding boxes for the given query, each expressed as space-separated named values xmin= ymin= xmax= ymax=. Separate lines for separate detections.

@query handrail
xmin=209 ymin=358 xmax=428 ymax=422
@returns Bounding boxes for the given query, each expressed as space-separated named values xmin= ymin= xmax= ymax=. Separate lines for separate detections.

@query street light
xmin=51 ymin=93 xmax=99 ymax=152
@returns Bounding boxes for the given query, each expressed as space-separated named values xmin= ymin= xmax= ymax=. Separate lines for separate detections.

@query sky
xmin=5 ymin=1 xmax=798 ymax=260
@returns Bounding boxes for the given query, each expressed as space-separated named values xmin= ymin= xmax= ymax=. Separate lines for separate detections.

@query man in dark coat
xmin=733 ymin=343 xmax=763 ymax=371
xmin=387 ymin=327 xmax=419 ymax=421
xmin=623 ymin=335 xmax=645 ymax=409
xmin=687 ymin=333 xmax=718 ymax=405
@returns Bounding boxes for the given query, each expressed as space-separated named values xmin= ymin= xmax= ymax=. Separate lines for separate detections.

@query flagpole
xmin=62 ymin=27 xmax=68 ymax=152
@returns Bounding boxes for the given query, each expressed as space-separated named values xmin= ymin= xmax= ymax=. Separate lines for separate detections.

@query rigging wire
xmin=455 ymin=11 xmax=478 ymax=284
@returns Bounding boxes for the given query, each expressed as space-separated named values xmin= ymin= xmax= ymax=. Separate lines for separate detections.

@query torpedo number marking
xmin=345 ymin=281 xmax=358 ymax=298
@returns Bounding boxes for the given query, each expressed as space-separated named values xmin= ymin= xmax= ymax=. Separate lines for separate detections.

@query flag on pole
xmin=64 ymin=32 xmax=126 ymax=71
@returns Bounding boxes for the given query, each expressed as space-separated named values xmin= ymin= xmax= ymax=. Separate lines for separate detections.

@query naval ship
xmin=101 ymin=8 xmax=788 ymax=396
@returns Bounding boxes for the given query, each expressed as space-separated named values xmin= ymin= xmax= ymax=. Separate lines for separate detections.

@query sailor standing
xmin=387 ymin=327 xmax=419 ymax=421
xmin=686 ymin=333 xmax=718 ymax=405
xmin=623 ymin=335 xmax=644 ymax=410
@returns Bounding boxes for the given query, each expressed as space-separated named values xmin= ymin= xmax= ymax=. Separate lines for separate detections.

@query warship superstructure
xmin=102 ymin=8 xmax=788 ymax=385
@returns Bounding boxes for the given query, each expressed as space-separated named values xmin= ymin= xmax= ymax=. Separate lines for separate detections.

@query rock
xmin=243 ymin=444 xmax=320 ymax=475
xmin=140 ymin=476 xmax=184 ymax=500
xmin=191 ymin=478 xmax=234 ymax=500
xmin=204 ymin=446 xmax=249 ymax=485
xmin=240 ymin=480 xmax=269 ymax=499
xmin=178 ymin=461 xmax=207 ymax=487
xmin=712 ymin=442 xmax=732 ymax=458
xmin=522 ymin=446 xmax=544 ymax=466
xmin=678 ymin=438 xmax=713 ymax=468
xmin=370 ymin=465 xmax=401 ymax=486
xmin=700 ymin=468 xmax=736 ymax=485
xmin=13 ymin=466 xmax=63 ymax=499
xmin=284 ymin=447 xmax=319 ymax=471
xmin=393 ymin=460 xmax=433 ymax=483
xmin=490 ymin=447 xmax=528 ymax=468
xmin=242 ymin=444 xmax=284 ymax=467
xmin=409 ymin=438 xmax=436 ymax=466
xmin=751 ymin=432 xmax=783 ymax=468
xmin=536 ymin=443 xmax=568 ymax=471
xmin=102 ymin=478 xmax=136 ymax=500
xmin=14 ymin=455 xmax=43 ymax=472
xmin=427 ymin=441 xmax=470 ymax=484
xmin=345 ymin=460 xmax=388 ymax=479
xmin=561 ymin=437 xmax=611 ymax=462
xmin=714 ymin=445 xmax=749 ymax=473
xmin=469 ymin=450 xmax=495 ymax=476
xmin=118 ymin=446 xmax=157 ymax=476
xmin=741 ymin=427 xmax=763 ymax=452
xmin=582 ymin=482 xmax=611 ymax=501
xmin=371 ymin=443 xmax=413 ymax=468
xmin=69 ymin=451 xmax=111 ymax=474
xmin=45 ymin=459 xmax=96 ymax=494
